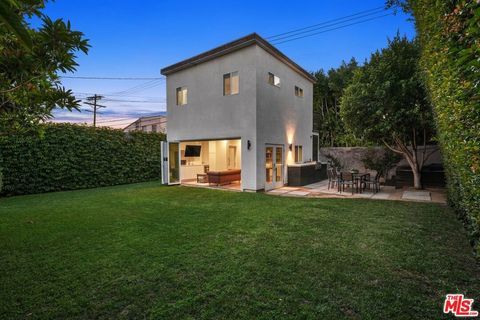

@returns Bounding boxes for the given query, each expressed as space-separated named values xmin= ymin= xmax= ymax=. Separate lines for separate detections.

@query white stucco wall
xmin=165 ymin=46 xmax=257 ymax=190
xmin=255 ymin=46 xmax=314 ymax=190
xmin=165 ymin=44 xmax=313 ymax=191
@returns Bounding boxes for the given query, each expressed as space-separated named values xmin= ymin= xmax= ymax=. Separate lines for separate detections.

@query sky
xmin=42 ymin=0 xmax=416 ymax=129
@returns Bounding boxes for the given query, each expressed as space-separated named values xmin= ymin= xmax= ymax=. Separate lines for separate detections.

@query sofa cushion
xmin=208 ymin=169 xmax=241 ymax=176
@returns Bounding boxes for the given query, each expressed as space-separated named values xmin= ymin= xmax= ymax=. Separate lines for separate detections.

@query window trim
xmin=295 ymin=86 xmax=304 ymax=97
xmin=176 ymin=86 xmax=188 ymax=106
xmin=223 ymin=71 xmax=239 ymax=96
xmin=294 ymin=145 xmax=303 ymax=163
xmin=268 ymin=72 xmax=281 ymax=88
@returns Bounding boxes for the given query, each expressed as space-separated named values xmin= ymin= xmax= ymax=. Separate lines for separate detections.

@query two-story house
xmin=160 ymin=33 xmax=316 ymax=191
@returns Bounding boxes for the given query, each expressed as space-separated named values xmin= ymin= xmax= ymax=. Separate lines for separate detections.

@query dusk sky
xmin=43 ymin=0 xmax=415 ymax=129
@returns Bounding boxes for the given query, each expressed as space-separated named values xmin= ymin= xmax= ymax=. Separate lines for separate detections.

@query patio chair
xmin=362 ymin=172 xmax=381 ymax=194
xmin=327 ymin=168 xmax=338 ymax=190
xmin=339 ymin=172 xmax=358 ymax=195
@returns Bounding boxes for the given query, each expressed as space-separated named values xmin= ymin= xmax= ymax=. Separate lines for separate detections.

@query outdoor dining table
xmin=338 ymin=171 xmax=370 ymax=194
xmin=352 ymin=172 xmax=370 ymax=193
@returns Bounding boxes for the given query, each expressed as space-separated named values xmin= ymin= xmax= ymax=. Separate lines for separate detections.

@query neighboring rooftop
xmin=160 ymin=33 xmax=316 ymax=83
xmin=123 ymin=115 xmax=167 ymax=130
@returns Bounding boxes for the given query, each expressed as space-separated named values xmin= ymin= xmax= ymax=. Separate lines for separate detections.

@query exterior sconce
xmin=247 ymin=140 xmax=251 ymax=150
xmin=289 ymin=144 xmax=293 ymax=151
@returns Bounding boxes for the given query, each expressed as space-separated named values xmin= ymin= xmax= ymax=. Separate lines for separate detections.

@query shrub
xmin=0 ymin=123 xmax=165 ymax=196
xmin=361 ymin=149 xmax=401 ymax=180
xmin=324 ymin=153 xmax=344 ymax=172
xmin=391 ymin=0 xmax=480 ymax=255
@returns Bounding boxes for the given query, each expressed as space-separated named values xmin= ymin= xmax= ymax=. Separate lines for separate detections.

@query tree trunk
xmin=412 ymin=165 xmax=422 ymax=189
xmin=382 ymin=138 xmax=423 ymax=190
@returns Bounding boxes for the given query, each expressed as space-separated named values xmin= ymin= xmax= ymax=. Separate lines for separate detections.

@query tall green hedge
xmin=0 ymin=123 xmax=165 ymax=195
xmin=407 ymin=0 xmax=480 ymax=254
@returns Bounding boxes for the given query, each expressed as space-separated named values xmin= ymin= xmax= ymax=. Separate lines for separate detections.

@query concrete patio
xmin=266 ymin=180 xmax=447 ymax=204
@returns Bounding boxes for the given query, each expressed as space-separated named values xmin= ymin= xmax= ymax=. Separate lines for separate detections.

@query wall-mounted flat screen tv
xmin=184 ymin=145 xmax=201 ymax=157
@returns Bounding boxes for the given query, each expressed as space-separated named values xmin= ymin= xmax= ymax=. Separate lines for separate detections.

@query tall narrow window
xmin=152 ymin=124 xmax=157 ymax=132
xmin=294 ymin=145 xmax=303 ymax=163
xmin=176 ymin=87 xmax=187 ymax=106
xmin=268 ymin=72 xmax=281 ymax=87
xmin=223 ymin=71 xmax=239 ymax=95
xmin=295 ymin=86 xmax=304 ymax=97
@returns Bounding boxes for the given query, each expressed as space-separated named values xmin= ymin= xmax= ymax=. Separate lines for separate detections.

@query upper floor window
xmin=294 ymin=145 xmax=303 ymax=163
xmin=295 ymin=86 xmax=304 ymax=97
xmin=141 ymin=125 xmax=147 ymax=132
xmin=176 ymin=87 xmax=188 ymax=105
xmin=268 ymin=72 xmax=281 ymax=87
xmin=223 ymin=71 xmax=239 ymax=95
xmin=152 ymin=124 xmax=157 ymax=132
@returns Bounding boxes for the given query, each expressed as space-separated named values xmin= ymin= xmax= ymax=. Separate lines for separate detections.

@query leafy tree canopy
xmin=313 ymin=58 xmax=366 ymax=147
xmin=341 ymin=34 xmax=435 ymax=188
xmin=0 ymin=0 xmax=89 ymax=135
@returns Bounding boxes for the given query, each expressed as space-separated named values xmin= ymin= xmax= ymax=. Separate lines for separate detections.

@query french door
xmin=265 ymin=145 xmax=284 ymax=190
xmin=161 ymin=141 xmax=180 ymax=185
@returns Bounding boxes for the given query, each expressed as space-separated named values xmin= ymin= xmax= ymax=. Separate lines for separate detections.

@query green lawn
xmin=0 ymin=182 xmax=478 ymax=319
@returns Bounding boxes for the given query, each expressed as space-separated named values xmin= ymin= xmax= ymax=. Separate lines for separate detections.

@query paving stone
xmin=402 ymin=191 xmax=431 ymax=201
xmin=288 ymin=191 xmax=311 ymax=196
xmin=371 ymin=192 xmax=391 ymax=200
xmin=268 ymin=189 xmax=289 ymax=194
xmin=354 ymin=193 xmax=373 ymax=198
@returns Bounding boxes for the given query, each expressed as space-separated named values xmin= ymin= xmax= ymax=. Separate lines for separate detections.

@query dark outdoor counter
xmin=287 ymin=162 xmax=327 ymax=187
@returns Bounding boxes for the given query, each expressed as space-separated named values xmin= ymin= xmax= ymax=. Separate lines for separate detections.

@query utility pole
xmin=84 ymin=94 xmax=106 ymax=127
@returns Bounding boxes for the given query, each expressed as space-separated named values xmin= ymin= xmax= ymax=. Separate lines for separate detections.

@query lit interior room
xmin=179 ymin=139 xmax=241 ymax=187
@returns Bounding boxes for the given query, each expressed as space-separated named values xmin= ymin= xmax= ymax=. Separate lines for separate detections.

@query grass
xmin=0 ymin=182 xmax=478 ymax=319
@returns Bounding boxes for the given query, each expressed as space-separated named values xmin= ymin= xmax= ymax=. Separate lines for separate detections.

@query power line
xmin=74 ymin=92 xmax=165 ymax=100
xmin=267 ymin=6 xmax=385 ymax=40
xmin=267 ymin=8 xmax=387 ymax=42
xmin=109 ymin=79 xmax=164 ymax=97
xmin=271 ymin=13 xmax=394 ymax=45
xmin=96 ymin=118 xmax=136 ymax=124
xmin=102 ymin=99 xmax=165 ymax=103
xmin=109 ymin=80 xmax=158 ymax=96
xmin=60 ymin=76 xmax=165 ymax=80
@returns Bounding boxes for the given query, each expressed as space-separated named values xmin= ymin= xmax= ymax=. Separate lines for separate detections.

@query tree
xmin=313 ymin=58 xmax=363 ymax=147
xmin=0 ymin=0 xmax=89 ymax=135
xmin=341 ymin=35 xmax=435 ymax=189
xmin=0 ymin=0 xmax=35 ymax=49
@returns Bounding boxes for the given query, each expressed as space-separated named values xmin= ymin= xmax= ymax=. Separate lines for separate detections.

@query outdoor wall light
xmin=289 ymin=144 xmax=293 ymax=151
xmin=247 ymin=140 xmax=251 ymax=150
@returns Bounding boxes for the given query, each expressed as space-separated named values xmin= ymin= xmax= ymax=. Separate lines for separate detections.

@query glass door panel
xmin=265 ymin=147 xmax=273 ymax=183
xmin=265 ymin=145 xmax=284 ymax=190
xmin=168 ymin=142 xmax=180 ymax=184
xmin=275 ymin=147 xmax=283 ymax=183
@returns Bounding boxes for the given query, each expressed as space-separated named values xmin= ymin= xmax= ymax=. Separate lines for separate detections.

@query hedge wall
xmin=408 ymin=0 xmax=480 ymax=255
xmin=0 ymin=123 xmax=165 ymax=195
